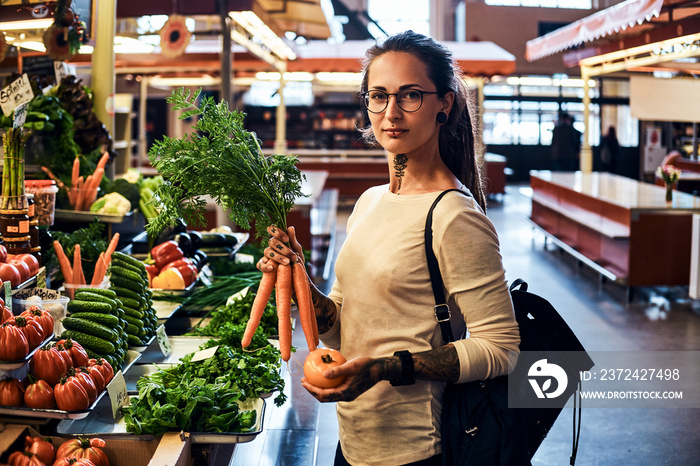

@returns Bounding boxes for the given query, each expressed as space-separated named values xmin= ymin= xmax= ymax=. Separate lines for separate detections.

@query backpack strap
xmin=424 ymin=188 xmax=472 ymax=345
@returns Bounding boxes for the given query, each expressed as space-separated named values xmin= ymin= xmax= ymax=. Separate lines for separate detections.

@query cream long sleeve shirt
xmin=321 ymin=186 xmax=520 ymax=466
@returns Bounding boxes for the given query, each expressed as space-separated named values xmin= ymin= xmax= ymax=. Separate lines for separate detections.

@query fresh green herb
xmin=146 ymin=88 xmax=305 ymax=238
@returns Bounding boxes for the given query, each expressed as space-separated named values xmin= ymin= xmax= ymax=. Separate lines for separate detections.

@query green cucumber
xmin=109 ymin=274 xmax=146 ymax=293
xmin=61 ymin=330 xmax=116 ymax=354
xmin=63 ymin=317 xmax=119 ymax=342
xmin=111 ymin=286 xmax=143 ymax=303
xmin=110 ymin=264 xmax=145 ymax=283
xmin=112 ymin=251 xmax=147 ymax=272
xmin=67 ymin=300 xmax=113 ymax=314
xmin=124 ymin=323 xmax=139 ymax=335
xmin=74 ymin=291 xmax=117 ymax=310
xmin=123 ymin=314 xmax=144 ymax=329
xmin=126 ymin=334 xmax=142 ymax=346
xmin=117 ymin=296 xmax=142 ymax=310
xmin=70 ymin=312 xmax=120 ymax=328
xmin=76 ymin=287 xmax=117 ymax=300
xmin=122 ymin=306 xmax=144 ymax=319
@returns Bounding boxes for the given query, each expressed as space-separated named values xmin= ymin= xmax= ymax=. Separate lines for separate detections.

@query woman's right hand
xmin=257 ymin=225 xmax=304 ymax=273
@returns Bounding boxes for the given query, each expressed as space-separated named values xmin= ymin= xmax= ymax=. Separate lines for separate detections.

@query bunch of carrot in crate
xmin=42 ymin=153 xmax=109 ymax=211
xmin=53 ymin=233 xmax=120 ymax=293
xmin=242 ymin=257 xmax=318 ymax=362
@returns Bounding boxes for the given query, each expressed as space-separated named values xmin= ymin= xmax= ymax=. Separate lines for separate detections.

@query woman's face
xmin=366 ymin=51 xmax=453 ymax=157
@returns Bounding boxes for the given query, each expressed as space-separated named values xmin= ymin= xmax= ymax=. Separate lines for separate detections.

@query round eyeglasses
xmin=362 ymin=89 xmax=439 ymax=114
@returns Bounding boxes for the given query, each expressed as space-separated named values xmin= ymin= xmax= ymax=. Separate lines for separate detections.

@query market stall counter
xmin=529 ymin=170 xmax=700 ymax=296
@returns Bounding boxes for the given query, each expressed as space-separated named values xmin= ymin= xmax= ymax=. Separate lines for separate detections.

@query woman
xmin=259 ymin=31 xmax=519 ymax=466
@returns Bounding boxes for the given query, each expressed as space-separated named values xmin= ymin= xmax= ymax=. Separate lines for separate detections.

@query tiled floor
xmin=230 ymin=185 xmax=700 ymax=466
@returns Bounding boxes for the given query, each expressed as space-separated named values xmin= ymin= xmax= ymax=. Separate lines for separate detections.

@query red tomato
xmin=0 ymin=377 xmax=25 ymax=407
xmin=14 ymin=254 xmax=40 ymax=276
xmin=9 ymin=259 xmax=31 ymax=282
xmin=55 ymin=438 xmax=109 ymax=466
xmin=0 ymin=243 xmax=7 ymax=262
xmin=30 ymin=345 xmax=69 ymax=387
xmin=303 ymin=348 xmax=347 ymax=388
xmin=0 ymin=304 xmax=9 ymax=322
xmin=0 ymin=262 xmax=21 ymax=287
xmin=54 ymin=375 xmax=91 ymax=411
xmin=54 ymin=343 xmax=75 ymax=372
xmin=52 ymin=458 xmax=97 ymax=466
xmin=7 ymin=450 xmax=45 ymax=466
xmin=21 ymin=306 xmax=54 ymax=339
xmin=87 ymin=359 xmax=114 ymax=385
xmin=24 ymin=374 xmax=56 ymax=409
xmin=5 ymin=315 xmax=44 ymax=349
xmin=0 ymin=323 xmax=29 ymax=360
xmin=82 ymin=365 xmax=106 ymax=393
xmin=24 ymin=436 xmax=56 ymax=465
xmin=56 ymin=338 xmax=89 ymax=367
xmin=71 ymin=369 xmax=98 ymax=404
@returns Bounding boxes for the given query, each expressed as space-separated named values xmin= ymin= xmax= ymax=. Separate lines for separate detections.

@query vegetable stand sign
xmin=0 ymin=74 xmax=34 ymax=116
xmin=106 ymin=370 xmax=128 ymax=419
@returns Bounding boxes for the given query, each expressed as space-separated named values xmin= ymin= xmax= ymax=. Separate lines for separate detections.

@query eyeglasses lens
xmin=364 ymin=90 xmax=423 ymax=113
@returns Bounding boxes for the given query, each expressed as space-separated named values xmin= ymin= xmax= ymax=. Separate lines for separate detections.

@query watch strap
xmin=390 ymin=350 xmax=416 ymax=386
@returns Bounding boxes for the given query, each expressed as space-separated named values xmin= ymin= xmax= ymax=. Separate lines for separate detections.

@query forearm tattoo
xmin=413 ymin=345 xmax=460 ymax=383
xmin=393 ymin=153 xmax=408 ymax=193
xmin=309 ymin=284 xmax=338 ymax=333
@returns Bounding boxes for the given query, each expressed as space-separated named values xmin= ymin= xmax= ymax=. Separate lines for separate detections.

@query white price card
xmin=4 ymin=282 xmax=11 ymax=312
xmin=36 ymin=267 xmax=47 ymax=289
xmin=191 ymin=345 xmax=218 ymax=362
xmin=225 ymin=286 xmax=249 ymax=306
xmin=54 ymin=61 xmax=76 ymax=85
xmin=1 ymin=74 xmax=34 ymax=116
xmin=13 ymin=101 xmax=28 ymax=128
xmin=236 ymin=253 xmax=255 ymax=264
xmin=156 ymin=324 xmax=172 ymax=357
xmin=107 ymin=370 xmax=129 ymax=419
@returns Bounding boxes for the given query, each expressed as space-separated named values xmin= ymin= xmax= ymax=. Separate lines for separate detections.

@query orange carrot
xmin=242 ymin=263 xmax=278 ymax=348
xmin=70 ymin=156 xmax=80 ymax=207
xmin=96 ymin=152 xmax=110 ymax=171
xmin=53 ymin=240 xmax=73 ymax=286
xmin=308 ymin=290 xmax=319 ymax=347
xmin=75 ymin=176 xmax=86 ymax=211
xmin=91 ymin=252 xmax=108 ymax=286
xmin=104 ymin=233 xmax=120 ymax=268
xmin=275 ymin=263 xmax=293 ymax=361
xmin=86 ymin=167 xmax=104 ymax=207
xmin=73 ymin=244 xmax=85 ymax=285
xmin=292 ymin=261 xmax=316 ymax=352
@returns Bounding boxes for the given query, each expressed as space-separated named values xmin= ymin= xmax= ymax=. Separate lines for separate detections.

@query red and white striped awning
xmin=526 ymin=0 xmax=664 ymax=61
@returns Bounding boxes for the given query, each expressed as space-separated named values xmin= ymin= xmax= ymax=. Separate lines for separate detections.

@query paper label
xmin=226 ymin=286 xmax=249 ymax=306
xmin=36 ymin=268 xmax=47 ymax=289
xmin=4 ymin=283 xmax=11 ymax=312
xmin=236 ymin=253 xmax=255 ymax=264
xmin=191 ymin=345 xmax=218 ymax=362
xmin=54 ymin=61 xmax=75 ymax=85
xmin=13 ymin=101 xmax=28 ymax=128
xmin=1 ymin=74 xmax=34 ymax=116
xmin=107 ymin=370 xmax=129 ymax=419
xmin=156 ymin=324 xmax=172 ymax=357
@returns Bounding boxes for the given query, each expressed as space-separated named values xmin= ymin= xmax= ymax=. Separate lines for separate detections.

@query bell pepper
xmin=151 ymin=240 xmax=184 ymax=269
xmin=145 ymin=264 xmax=160 ymax=287
xmin=151 ymin=267 xmax=186 ymax=290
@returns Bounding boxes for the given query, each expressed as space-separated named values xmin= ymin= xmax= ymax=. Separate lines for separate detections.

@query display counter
xmin=529 ymin=171 xmax=700 ymax=290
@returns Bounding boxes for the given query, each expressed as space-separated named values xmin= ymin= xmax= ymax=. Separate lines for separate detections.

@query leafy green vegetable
xmin=146 ymin=88 xmax=305 ymax=238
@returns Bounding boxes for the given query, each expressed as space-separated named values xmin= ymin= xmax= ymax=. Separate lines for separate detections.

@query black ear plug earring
xmin=436 ymin=112 xmax=448 ymax=124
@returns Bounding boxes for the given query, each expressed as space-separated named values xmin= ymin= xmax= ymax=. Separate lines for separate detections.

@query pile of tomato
xmin=0 ymin=302 xmax=54 ymax=361
xmin=0 ymin=336 xmax=114 ymax=411
xmin=4 ymin=435 xmax=110 ymax=466
xmin=0 ymin=243 xmax=41 ymax=288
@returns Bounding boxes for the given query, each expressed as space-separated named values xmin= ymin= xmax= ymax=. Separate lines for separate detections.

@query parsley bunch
xmin=146 ymin=88 xmax=305 ymax=238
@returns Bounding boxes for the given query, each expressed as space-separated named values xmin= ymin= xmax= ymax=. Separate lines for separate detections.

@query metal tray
xmin=55 ymin=396 xmax=266 ymax=444
xmin=149 ymin=279 xmax=197 ymax=297
xmin=151 ymin=299 xmax=182 ymax=321
xmin=55 ymin=209 xmax=135 ymax=224
xmin=0 ymin=333 xmax=54 ymax=371
xmin=137 ymin=336 xmax=211 ymax=364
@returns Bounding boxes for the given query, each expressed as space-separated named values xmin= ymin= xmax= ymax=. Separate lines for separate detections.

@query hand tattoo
xmin=393 ymin=153 xmax=408 ymax=193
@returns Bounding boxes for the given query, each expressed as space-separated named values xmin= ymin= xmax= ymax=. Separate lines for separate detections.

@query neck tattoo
xmin=393 ymin=153 xmax=408 ymax=193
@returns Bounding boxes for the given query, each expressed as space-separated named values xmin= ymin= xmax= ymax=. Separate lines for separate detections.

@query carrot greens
xmin=146 ymin=88 xmax=305 ymax=238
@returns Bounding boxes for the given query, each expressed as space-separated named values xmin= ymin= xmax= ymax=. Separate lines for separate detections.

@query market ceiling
xmin=525 ymin=0 xmax=700 ymax=72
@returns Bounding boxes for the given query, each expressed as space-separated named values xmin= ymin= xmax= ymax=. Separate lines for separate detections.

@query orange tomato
xmin=303 ymin=348 xmax=347 ymax=388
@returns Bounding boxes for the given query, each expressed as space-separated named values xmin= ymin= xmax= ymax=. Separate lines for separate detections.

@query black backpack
xmin=425 ymin=189 xmax=595 ymax=465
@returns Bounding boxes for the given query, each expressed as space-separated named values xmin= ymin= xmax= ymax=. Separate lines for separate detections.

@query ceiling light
xmin=0 ymin=18 xmax=54 ymax=31
xmin=149 ymin=75 xmax=220 ymax=88
xmin=16 ymin=41 xmax=45 ymax=52
xmin=229 ymin=11 xmax=297 ymax=61
xmin=316 ymin=72 xmax=362 ymax=83
xmin=114 ymin=36 xmax=155 ymax=54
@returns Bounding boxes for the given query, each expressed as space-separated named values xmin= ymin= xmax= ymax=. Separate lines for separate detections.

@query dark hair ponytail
xmin=359 ymin=30 xmax=487 ymax=211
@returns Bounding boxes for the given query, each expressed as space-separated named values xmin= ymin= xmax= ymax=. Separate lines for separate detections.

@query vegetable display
xmin=2 ymin=127 xmax=29 ymax=210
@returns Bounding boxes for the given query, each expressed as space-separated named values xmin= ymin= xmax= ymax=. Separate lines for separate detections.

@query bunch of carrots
xmin=53 ymin=232 xmax=120 ymax=297
xmin=242 ymin=258 xmax=318 ymax=362
xmin=42 ymin=153 xmax=110 ymax=211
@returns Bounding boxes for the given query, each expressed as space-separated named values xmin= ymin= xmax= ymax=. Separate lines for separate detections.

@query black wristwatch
xmin=390 ymin=350 xmax=416 ymax=386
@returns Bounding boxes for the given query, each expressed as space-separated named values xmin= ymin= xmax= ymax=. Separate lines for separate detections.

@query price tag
xmin=191 ymin=345 xmax=218 ymax=362
xmin=107 ymin=370 xmax=129 ymax=419
xmin=225 ymin=286 xmax=249 ymax=306
xmin=13 ymin=101 xmax=28 ymax=128
xmin=36 ymin=267 xmax=47 ymax=289
xmin=156 ymin=324 xmax=172 ymax=357
xmin=1 ymin=74 xmax=34 ymax=116
xmin=236 ymin=253 xmax=255 ymax=264
xmin=4 ymin=282 xmax=11 ymax=312
xmin=53 ymin=61 xmax=75 ymax=85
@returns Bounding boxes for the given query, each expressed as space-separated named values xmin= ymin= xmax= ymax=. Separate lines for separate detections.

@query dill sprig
xmin=146 ymin=88 xmax=305 ymax=238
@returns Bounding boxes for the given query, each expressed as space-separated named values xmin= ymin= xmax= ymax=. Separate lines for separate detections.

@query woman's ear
xmin=441 ymin=91 xmax=455 ymax=116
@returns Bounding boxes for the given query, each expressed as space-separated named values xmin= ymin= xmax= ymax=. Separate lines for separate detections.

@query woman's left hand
xmin=301 ymin=356 xmax=384 ymax=402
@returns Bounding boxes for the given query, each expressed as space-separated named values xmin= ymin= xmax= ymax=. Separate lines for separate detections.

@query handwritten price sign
xmin=1 ymin=74 xmax=34 ymax=116
xmin=107 ymin=370 xmax=129 ymax=419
